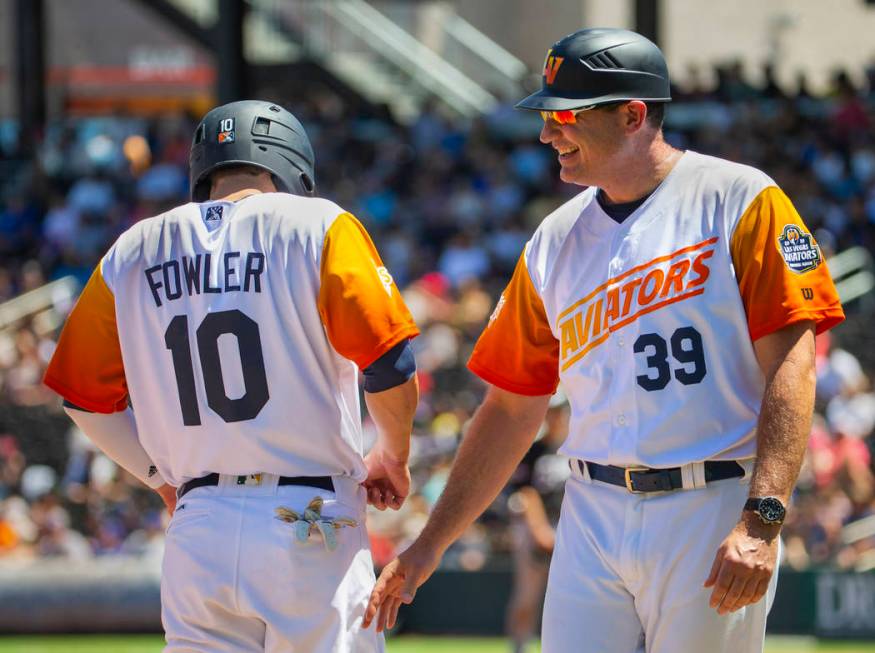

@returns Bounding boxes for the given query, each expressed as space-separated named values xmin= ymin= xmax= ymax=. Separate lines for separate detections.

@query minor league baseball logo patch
xmin=777 ymin=224 xmax=821 ymax=274
xmin=205 ymin=205 xmax=224 ymax=221
xmin=218 ymin=117 xmax=236 ymax=144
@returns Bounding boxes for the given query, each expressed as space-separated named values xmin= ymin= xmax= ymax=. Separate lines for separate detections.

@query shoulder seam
xmin=728 ymin=184 xmax=781 ymax=246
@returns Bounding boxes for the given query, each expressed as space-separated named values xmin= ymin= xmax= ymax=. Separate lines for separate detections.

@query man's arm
xmin=362 ymin=374 xmax=418 ymax=510
xmin=705 ymin=320 xmax=815 ymax=614
xmin=747 ymin=321 xmax=817 ymax=504
xmin=363 ymin=385 xmax=551 ymax=631
xmin=64 ymin=405 xmax=176 ymax=515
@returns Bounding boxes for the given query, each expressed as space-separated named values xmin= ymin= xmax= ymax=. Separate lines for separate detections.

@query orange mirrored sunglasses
xmin=539 ymin=105 xmax=596 ymax=124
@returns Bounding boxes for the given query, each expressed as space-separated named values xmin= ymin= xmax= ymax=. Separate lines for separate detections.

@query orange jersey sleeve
xmin=43 ymin=264 xmax=129 ymax=413
xmin=731 ymin=186 xmax=844 ymax=341
xmin=467 ymin=252 xmax=559 ymax=396
xmin=318 ymin=213 xmax=419 ymax=369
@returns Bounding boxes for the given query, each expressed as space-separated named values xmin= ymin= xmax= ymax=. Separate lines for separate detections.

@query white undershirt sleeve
xmin=64 ymin=406 xmax=167 ymax=489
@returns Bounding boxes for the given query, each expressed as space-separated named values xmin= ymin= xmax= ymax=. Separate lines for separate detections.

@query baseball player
xmin=364 ymin=29 xmax=845 ymax=653
xmin=44 ymin=100 xmax=419 ymax=652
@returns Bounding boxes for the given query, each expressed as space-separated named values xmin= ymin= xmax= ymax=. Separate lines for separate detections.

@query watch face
xmin=759 ymin=497 xmax=785 ymax=523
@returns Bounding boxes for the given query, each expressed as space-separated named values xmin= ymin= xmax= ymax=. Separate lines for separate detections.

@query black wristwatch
xmin=744 ymin=497 xmax=786 ymax=526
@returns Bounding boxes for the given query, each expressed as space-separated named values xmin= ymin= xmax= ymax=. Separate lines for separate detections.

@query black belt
xmin=577 ymin=460 xmax=744 ymax=493
xmin=178 ymin=473 xmax=334 ymax=499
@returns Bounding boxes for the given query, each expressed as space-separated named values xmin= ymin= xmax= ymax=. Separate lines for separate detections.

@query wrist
xmin=738 ymin=510 xmax=781 ymax=542
xmin=414 ymin=526 xmax=451 ymax=559
xmin=747 ymin=486 xmax=790 ymax=506
xmin=377 ymin=441 xmax=409 ymax=465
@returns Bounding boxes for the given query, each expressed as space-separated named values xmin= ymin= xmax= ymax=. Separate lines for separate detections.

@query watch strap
xmin=744 ymin=498 xmax=761 ymax=512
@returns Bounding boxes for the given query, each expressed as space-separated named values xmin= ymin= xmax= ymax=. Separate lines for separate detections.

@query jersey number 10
xmin=164 ymin=309 xmax=270 ymax=425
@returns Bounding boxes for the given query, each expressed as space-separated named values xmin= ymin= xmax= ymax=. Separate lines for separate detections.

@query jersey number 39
xmin=633 ymin=326 xmax=707 ymax=392
xmin=164 ymin=309 xmax=270 ymax=425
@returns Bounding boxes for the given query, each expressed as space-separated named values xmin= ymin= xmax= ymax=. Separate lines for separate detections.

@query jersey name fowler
xmin=144 ymin=251 xmax=265 ymax=307
xmin=557 ymin=238 xmax=715 ymax=372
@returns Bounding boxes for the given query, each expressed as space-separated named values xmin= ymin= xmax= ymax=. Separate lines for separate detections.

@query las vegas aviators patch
xmin=777 ymin=224 xmax=822 ymax=274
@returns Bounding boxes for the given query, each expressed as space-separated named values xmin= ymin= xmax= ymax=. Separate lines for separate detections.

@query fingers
xmin=385 ymin=596 xmax=403 ymax=630
xmin=707 ymin=561 xmax=772 ymax=614
xmin=377 ymin=596 xmax=402 ymax=633
xmin=156 ymin=484 xmax=177 ymax=517
xmin=367 ymin=485 xmax=387 ymax=510
xmin=705 ymin=528 xmax=778 ymax=614
xmin=716 ymin=576 xmax=749 ymax=615
xmin=725 ymin=576 xmax=758 ymax=613
xmin=362 ymin=547 xmax=437 ymax=631
xmin=708 ymin=563 xmax=734 ymax=611
xmin=365 ymin=482 xmax=406 ymax=511
xmin=363 ymin=580 xmax=387 ymax=629
xmin=703 ymin=549 xmax=722 ymax=588
xmin=723 ymin=575 xmax=771 ymax=613
xmin=363 ymin=562 xmax=405 ymax=629
xmin=362 ymin=596 xmax=377 ymax=629
xmin=751 ymin=577 xmax=770 ymax=605
xmin=387 ymin=492 xmax=406 ymax=510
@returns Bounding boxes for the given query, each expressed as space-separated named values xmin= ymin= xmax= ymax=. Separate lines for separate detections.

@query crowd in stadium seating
xmin=0 ymin=61 xmax=874 ymax=571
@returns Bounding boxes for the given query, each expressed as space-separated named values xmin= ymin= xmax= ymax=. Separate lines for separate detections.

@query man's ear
xmin=624 ymin=101 xmax=648 ymax=132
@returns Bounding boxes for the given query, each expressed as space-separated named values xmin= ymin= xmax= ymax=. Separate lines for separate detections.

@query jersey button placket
xmin=606 ymin=248 xmax=625 ymax=455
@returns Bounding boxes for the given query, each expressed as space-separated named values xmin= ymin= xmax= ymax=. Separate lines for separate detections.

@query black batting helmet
xmin=189 ymin=100 xmax=316 ymax=201
xmin=516 ymin=28 xmax=671 ymax=111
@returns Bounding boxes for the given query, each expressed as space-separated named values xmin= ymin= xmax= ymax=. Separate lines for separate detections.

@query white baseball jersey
xmin=469 ymin=150 xmax=844 ymax=468
xmin=45 ymin=193 xmax=419 ymax=487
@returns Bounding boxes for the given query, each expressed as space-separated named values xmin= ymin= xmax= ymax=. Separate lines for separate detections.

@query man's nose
xmin=539 ymin=119 xmax=558 ymax=144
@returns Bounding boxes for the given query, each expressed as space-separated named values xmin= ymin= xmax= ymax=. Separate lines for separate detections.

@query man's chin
xmin=558 ymin=165 xmax=585 ymax=186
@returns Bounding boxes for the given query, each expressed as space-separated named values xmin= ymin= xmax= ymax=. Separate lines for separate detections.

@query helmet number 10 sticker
xmin=633 ymin=326 xmax=707 ymax=392
xmin=218 ymin=118 xmax=236 ymax=144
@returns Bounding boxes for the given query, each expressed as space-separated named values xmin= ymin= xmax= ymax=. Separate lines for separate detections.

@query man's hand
xmin=362 ymin=541 xmax=442 ymax=632
xmin=362 ymin=446 xmax=410 ymax=511
xmin=156 ymin=483 xmax=177 ymax=517
xmin=704 ymin=514 xmax=779 ymax=614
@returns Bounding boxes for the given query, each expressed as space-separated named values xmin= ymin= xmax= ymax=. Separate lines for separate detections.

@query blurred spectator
xmin=505 ymin=393 xmax=570 ymax=653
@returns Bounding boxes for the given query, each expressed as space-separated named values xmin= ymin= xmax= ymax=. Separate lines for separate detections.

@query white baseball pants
xmin=161 ymin=474 xmax=383 ymax=653
xmin=541 ymin=461 xmax=779 ymax=653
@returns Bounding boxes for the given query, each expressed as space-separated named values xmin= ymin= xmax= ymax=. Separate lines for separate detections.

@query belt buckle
xmin=624 ymin=467 xmax=648 ymax=493
xmin=238 ymin=473 xmax=263 ymax=486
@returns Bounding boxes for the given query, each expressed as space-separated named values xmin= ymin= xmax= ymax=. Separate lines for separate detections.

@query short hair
xmin=208 ymin=164 xmax=269 ymax=190
xmin=644 ymin=102 xmax=665 ymax=130
xmin=210 ymin=164 xmax=266 ymax=181
xmin=600 ymin=101 xmax=665 ymax=130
